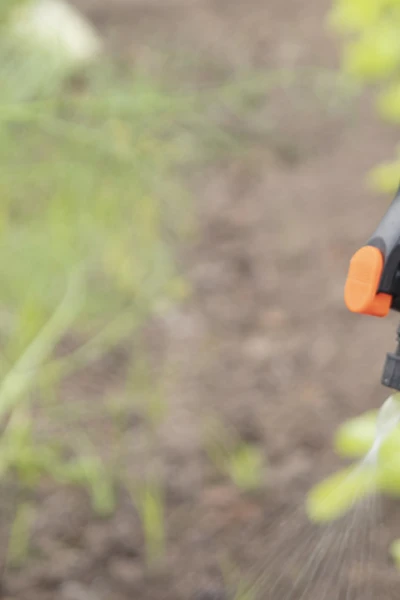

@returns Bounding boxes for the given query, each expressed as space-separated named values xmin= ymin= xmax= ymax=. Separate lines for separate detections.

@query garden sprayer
xmin=345 ymin=184 xmax=400 ymax=390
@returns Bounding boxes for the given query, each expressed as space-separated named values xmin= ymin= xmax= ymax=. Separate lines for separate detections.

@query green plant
xmin=7 ymin=501 xmax=35 ymax=568
xmin=227 ymin=443 xmax=264 ymax=492
xmin=205 ymin=418 xmax=265 ymax=492
xmin=0 ymin=408 xmax=62 ymax=488
xmin=329 ymin=0 xmax=400 ymax=192
xmin=333 ymin=409 xmax=378 ymax=458
xmin=59 ymin=454 xmax=116 ymax=517
xmin=131 ymin=478 xmax=166 ymax=567
xmin=0 ymin=2 xmax=198 ymax=513
xmin=125 ymin=352 xmax=169 ymax=431
xmin=0 ymin=1 xmax=358 ymax=552
xmin=390 ymin=538 xmax=400 ymax=567
xmin=0 ymin=0 xmax=27 ymax=24
xmin=306 ymin=407 xmax=400 ymax=565
xmin=307 ymin=406 xmax=400 ymax=517
xmin=306 ymin=462 xmax=378 ymax=523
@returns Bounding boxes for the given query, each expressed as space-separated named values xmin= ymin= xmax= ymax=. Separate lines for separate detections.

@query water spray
xmin=245 ymin=187 xmax=400 ymax=599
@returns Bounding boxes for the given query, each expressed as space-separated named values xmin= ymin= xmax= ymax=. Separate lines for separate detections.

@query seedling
xmin=131 ymin=478 xmax=166 ymax=568
xmin=307 ymin=397 xmax=400 ymax=567
xmin=334 ymin=410 xmax=378 ymax=458
xmin=0 ymin=4 xmax=193 ymax=522
xmin=306 ymin=464 xmax=378 ymax=523
xmin=205 ymin=417 xmax=265 ymax=492
xmin=390 ymin=539 xmax=400 ymax=569
xmin=7 ymin=502 xmax=36 ymax=568
xmin=59 ymin=455 xmax=116 ymax=517
xmin=126 ymin=353 xmax=169 ymax=432
xmin=329 ymin=0 xmax=400 ymax=193
xmin=226 ymin=443 xmax=264 ymax=492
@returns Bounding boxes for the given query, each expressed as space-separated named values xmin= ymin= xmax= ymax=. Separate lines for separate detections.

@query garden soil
xmin=3 ymin=0 xmax=400 ymax=598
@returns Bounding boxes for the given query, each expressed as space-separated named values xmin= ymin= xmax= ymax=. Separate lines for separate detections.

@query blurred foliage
xmin=0 ymin=2 xmax=197 ymax=526
xmin=306 ymin=463 xmax=378 ymax=523
xmin=205 ymin=417 xmax=265 ymax=492
xmin=0 ymin=74 xmax=190 ymax=333
xmin=390 ymin=538 xmax=400 ymax=568
xmin=0 ymin=1 xmax=306 ymax=560
xmin=131 ymin=478 xmax=166 ymax=568
xmin=0 ymin=1 xmax=369 ymax=569
xmin=314 ymin=0 xmax=400 ymax=563
xmin=7 ymin=501 xmax=35 ymax=568
xmin=306 ymin=405 xmax=400 ymax=562
xmin=0 ymin=0 xmax=27 ymax=25
xmin=330 ymin=0 xmax=400 ymax=192
xmin=307 ymin=408 xmax=400 ymax=521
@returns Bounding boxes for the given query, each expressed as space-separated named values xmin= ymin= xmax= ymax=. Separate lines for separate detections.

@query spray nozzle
xmin=382 ymin=323 xmax=400 ymax=391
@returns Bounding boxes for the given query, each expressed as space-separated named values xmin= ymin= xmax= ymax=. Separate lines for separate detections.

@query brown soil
xmin=3 ymin=1 xmax=400 ymax=599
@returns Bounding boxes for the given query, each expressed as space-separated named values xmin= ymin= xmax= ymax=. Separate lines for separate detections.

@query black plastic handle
xmin=368 ymin=185 xmax=400 ymax=306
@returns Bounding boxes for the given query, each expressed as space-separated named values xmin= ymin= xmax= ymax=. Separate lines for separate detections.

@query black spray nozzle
xmin=382 ymin=323 xmax=400 ymax=391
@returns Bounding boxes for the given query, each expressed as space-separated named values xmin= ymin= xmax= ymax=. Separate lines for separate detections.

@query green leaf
xmin=134 ymin=481 xmax=166 ymax=566
xmin=306 ymin=465 xmax=378 ymax=523
xmin=7 ymin=501 xmax=35 ymax=567
xmin=329 ymin=0 xmax=386 ymax=33
xmin=344 ymin=27 xmax=400 ymax=82
xmin=377 ymin=430 xmax=400 ymax=462
xmin=390 ymin=538 xmax=400 ymax=568
xmin=227 ymin=443 xmax=264 ymax=492
xmin=368 ymin=160 xmax=400 ymax=194
xmin=334 ymin=411 xmax=377 ymax=458
xmin=378 ymin=453 xmax=400 ymax=496
xmin=377 ymin=82 xmax=400 ymax=123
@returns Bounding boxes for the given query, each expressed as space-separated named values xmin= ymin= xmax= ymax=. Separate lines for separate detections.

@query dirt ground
xmin=3 ymin=0 xmax=400 ymax=599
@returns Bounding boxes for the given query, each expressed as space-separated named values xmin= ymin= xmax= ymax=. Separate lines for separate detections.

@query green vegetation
xmin=7 ymin=501 xmax=35 ymax=568
xmin=0 ymin=2 xmax=195 ymax=564
xmin=329 ymin=0 xmax=400 ymax=192
xmin=390 ymin=538 xmax=400 ymax=568
xmin=306 ymin=409 xmax=400 ymax=521
xmin=0 ymin=0 xmax=369 ymax=571
xmin=306 ymin=408 xmax=400 ymax=564
xmin=205 ymin=417 xmax=265 ymax=492
xmin=132 ymin=478 xmax=166 ymax=568
xmin=306 ymin=463 xmax=378 ymax=523
xmin=306 ymin=0 xmax=400 ymax=561
xmin=310 ymin=0 xmax=400 ymax=547
xmin=0 ymin=0 xmax=27 ymax=25
xmin=0 ymin=2 xmax=287 ymax=564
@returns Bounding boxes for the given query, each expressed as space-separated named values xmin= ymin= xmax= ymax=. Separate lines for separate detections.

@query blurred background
xmin=0 ymin=0 xmax=400 ymax=599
